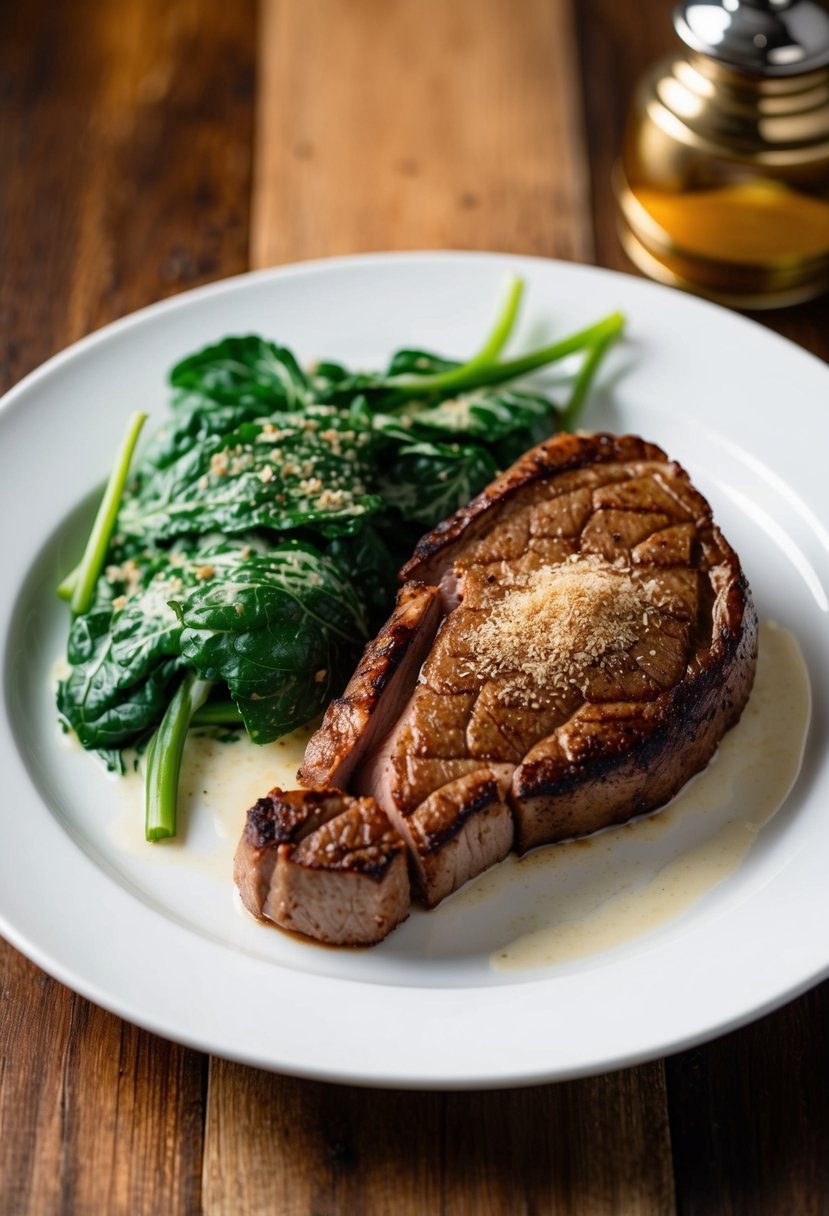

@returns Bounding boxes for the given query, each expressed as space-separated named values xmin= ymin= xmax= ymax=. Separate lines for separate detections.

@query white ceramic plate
xmin=2 ymin=252 xmax=828 ymax=1089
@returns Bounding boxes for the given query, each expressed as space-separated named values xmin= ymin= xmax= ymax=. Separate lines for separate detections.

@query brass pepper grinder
xmin=616 ymin=0 xmax=829 ymax=308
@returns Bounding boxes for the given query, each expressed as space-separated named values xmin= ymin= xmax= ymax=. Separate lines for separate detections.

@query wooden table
xmin=3 ymin=2 xmax=828 ymax=1211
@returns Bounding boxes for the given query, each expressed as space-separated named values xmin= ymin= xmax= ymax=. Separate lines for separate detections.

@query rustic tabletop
xmin=3 ymin=1 xmax=829 ymax=1212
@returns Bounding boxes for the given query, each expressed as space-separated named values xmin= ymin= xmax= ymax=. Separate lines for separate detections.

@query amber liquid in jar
xmin=632 ymin=179 xmax=829 ymax=265
xmin=617 ymin=53 xmax=829 ymax=307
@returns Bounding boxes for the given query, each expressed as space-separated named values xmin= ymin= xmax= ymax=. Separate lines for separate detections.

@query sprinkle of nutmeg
xmin=471 ymin=555 xmax=667 ymax=699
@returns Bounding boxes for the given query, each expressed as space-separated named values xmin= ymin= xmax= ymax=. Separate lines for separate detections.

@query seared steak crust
xmin=401 ymin=432 xmax=672 ymax=585
xmin=234 ymin=788 xmax=410 ymax=946
xmin=511 ymin=563 xmax=756 ymax=849
xmin=299 ymin=582 xmax=442 ymax=791
xmin=234 ymin=787 xmax=348 ymax=916
xmin=303 ymin=432 xmax=758 ymax=906
xmin=402 ymin=771 xmax=514 ymax=907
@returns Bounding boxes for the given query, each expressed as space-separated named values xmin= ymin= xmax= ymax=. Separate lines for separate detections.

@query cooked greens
xmin=377 ymin=441 xmax=499 ymax=526
xmin=169 ymin=336 xmax=311 ymax=410
xmin=120 ymin=407 xmax=382 ymax=542
xmin=58 ymin=556 xmax=190 ymax=750
xmin=171 ymin=541 xmax=367 ymax=742
xmin=144 ymin=673 xmax=211 ymax=841
xmin=56 ymin=274 xmax=624 ymax=840
xmin=58 ymin=411 xmax=148 ymax=610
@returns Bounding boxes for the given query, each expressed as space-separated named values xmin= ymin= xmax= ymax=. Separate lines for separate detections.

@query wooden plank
xmin=0 ymin=0 xmax=255 ymax=392
xmin=205 ymin=5 xmax=675 ymax=1214
xmin=0 ymin=1 xmax=256 ymax=1212
xmin=202 ymin=1066 xmax=444 ymax=1216
xmin=250 ymin=0 xmax=593 ymax=268
xmin=204 ymin=1059 xmax=675 ymax=1216
xmin=442 ymin=1065 xmax=675 ymax=1216
xmin=0 ymin=948 xmax=207 ymax=1216
xmin=664 ymin=985 xmax=829 ymax=1216
xmin=572 ymin=0 xmax=674 ymax=280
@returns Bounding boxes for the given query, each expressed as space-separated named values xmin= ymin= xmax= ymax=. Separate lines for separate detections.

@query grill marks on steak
xmin=382 ymin=770 xmax=513 ymax=908
xmin=299 ymin=582 xmax=443 ymax=792
xmin=234 ymin=788 xmax=409 ymax=945
xmin=301 ymin=432 xmax=758 ymax=908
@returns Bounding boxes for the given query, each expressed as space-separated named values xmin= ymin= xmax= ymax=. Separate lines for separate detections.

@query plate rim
xmin=3 ymin=248 xmax=829 ymax=425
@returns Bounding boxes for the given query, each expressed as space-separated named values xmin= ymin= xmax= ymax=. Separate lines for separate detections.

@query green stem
xmin=190 ymin=700 xmax=244 ymax=727
xmin=385 ymin=274 xmax=524 ymax=419
xmin=463 ymin=273 xmax=524 ymax=370
xmin=145 ymin=674 xmax=211 ymax=842
xmin=60 ymin=411 xmax=148 ymax=613
xmin=57 ymin=570 xmax=77 ymax=601
xmin=385 ymin=311 xmax=625 ymax=399
xmin=560 ymin=325 xmax=623 ymax=432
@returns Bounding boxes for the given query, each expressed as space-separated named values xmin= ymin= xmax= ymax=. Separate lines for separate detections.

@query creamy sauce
xmin=50 ymin=657 xmax=72 ymax=685
xmin=107 ymin=724 xmax=314 ymax=878
xmin=490 ymin=621 xmax=809 ymax=970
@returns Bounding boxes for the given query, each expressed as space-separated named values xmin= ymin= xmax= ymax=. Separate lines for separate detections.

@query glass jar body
xmin=616 ymin=52 xmax=829 ymax=307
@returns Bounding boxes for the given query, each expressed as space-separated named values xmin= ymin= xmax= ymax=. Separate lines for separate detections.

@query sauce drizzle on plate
xmin=489 ymin=620 xmax=809 ymax=970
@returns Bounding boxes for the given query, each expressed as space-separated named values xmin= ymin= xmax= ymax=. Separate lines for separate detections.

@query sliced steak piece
xmin=390 ymin=769 xmax=514 ymax=908
xmin=234 ymin=788 xmax=409 ymax=946
xmin=233 ymin=787 xmax=340 ymax=916
xmin=302 ymin=431 xmax=758 ymax=906
xmin=299 ymin=582 xmax=442 ymax=790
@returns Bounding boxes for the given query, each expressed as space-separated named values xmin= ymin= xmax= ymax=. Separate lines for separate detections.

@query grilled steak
xmin=301 ymin=432 xmax=758 ymax=907
xmin=300 ymin=581 xmax=443 ymax=792
xmin=234 ymin=788 xmax=409 ymax=945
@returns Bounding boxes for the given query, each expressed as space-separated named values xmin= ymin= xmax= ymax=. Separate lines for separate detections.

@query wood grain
xmin=664 ymin=984 xmax=829 ymax=1216
xmin=250 ymin=0 xmax=593 ymax=268
xmin=0 ymin=0 xmax=255 ymax=392
xmin=0 ymin=950 xmax=207 ymax=1216
xmin=0 ymin=950 xmax=207 ymax=1215
xmin=0 ymin=1 xmax=256 ymax=1212
xmin=203 ymin=1059 xmax=676 ymax=1216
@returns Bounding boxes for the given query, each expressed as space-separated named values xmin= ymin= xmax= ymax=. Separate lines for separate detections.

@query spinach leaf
xmin=325 ymin=525 xmax=403 ymax=627
xmin=56 ymin=556 xmax=202 ymax=749
xmin=109 ymin=565 xmax=192 ymax=672
xmin=171 ymin=541 xmax=367 ymax=743
xmin=313 ymin=348 xmax=459 ymax=411
xmin=139 ymin=337 xmax=314 ymax=473
xmin=491 ymin=422 xmax=554 ymax=468
xmin=384 ymin=348 xmax=459 ymax=378
xmin=118 ymin=406 xmax=384 ymax=542
xmin=402 ymin=386 xmax=557 ymax=444
xmin=57 ymin=605 xmax=182 ymax=750
xmin=169 ymin=336 xmax=310 ymax=410
xmin=137 ymin=394 xmax=267 ymax=472
xmin=377 ymin=441 xmax=498 ymax=526
xmin=307 ymin=359 xmax=352 ymax=398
